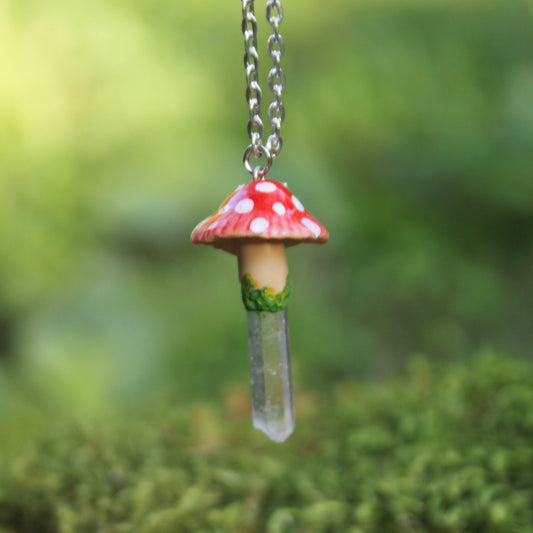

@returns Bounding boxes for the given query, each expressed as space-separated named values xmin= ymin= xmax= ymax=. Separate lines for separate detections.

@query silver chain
xmin=242 ymin=0 xmax=285 ymax=179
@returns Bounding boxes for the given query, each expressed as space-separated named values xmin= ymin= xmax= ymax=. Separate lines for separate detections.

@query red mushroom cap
xmin=191 ymin=179 xmax=329 ymax=255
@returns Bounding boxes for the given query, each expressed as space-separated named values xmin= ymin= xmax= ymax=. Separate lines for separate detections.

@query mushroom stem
xmin=237 ymin=240 xmax=294 ymax=442
xmin=237 ymin=241 xmax=288 ymax=293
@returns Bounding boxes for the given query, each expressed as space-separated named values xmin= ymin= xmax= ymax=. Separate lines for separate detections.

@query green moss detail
xmin=241 ymin=273 xmax=290 ymax=312
xmin=2 ymin=357 xmax=533 ymax=532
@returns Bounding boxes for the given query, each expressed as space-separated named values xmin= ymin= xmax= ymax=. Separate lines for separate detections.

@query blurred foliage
xmin=0 ymin=0 xmax=533 ymax=451
xmin=1 ymin=355 xmax=533 ymax=532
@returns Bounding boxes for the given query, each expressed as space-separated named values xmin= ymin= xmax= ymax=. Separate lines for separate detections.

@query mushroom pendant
xmin=191 ymin=179 xmax=328 ymax=442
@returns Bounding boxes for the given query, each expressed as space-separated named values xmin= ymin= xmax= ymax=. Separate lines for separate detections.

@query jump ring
xmin=243 ymin=144 xmax=272 ymax=179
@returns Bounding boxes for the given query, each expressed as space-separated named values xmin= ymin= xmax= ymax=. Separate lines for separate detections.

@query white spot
xmin=208 ymin=220 xmax=218 ymax=230
xmin=301 ymin=217 xmax=321 ymax=238
xmin=220 ymin=204 xmax=231 ymax=213
xmin=255 ymin=181 xmax=277 ymax=193
xmin=235 ymin=198 xmax=254 ymax=214
xmin=292 ymin=195 xmax=305 ymax=212
xmin=272 ymin=202 xmax=286 ymax=216
xmin=250 ymin=217 xmax=269 ymax=234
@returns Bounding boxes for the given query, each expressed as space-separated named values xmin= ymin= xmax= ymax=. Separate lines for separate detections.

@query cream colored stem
xmin=237 ymin=241 xmax=288 ymax=293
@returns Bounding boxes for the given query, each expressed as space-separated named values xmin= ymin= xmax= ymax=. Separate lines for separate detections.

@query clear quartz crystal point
xmin=246 ymin=308 xmax=294 ymax=442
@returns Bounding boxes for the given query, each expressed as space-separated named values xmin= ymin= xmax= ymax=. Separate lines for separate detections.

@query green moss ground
xmin=1 ymin=355 xmax=532 ymax=533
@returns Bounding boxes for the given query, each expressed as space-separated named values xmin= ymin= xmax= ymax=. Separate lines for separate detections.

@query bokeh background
xmin=1 ymin=0 xmax=533 ymax=455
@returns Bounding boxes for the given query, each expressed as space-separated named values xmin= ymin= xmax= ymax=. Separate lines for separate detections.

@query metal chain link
xmin=242 ymin=0 xmax=285 ymax=179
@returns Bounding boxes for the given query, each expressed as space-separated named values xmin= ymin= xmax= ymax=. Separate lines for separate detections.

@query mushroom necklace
xmin=191 ymin=0 xmax=328 ymax=442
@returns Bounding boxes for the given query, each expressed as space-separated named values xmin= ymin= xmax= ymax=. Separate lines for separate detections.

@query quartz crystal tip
xmin=254 ymin=417 xmax=294 ymax=443
xmin=247 ymin=309 xmax=294 ymax=443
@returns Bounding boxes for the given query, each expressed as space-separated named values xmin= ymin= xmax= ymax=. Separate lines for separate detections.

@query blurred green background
xmin=1 ymin=0 xmax=533 ymax=454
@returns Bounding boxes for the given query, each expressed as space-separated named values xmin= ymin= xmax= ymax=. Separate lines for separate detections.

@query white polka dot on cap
xmin=235 ymin=198 xmax=254 ymax=214
xmin=292 ymin=195 xmax=305 ymax=212
xmin=250 ymin=217 xmax=269 ymax=234
xmin=255 ymin=181 xmax=277 ymax=193
xmin=301 ymin=217 xmax=321 ymax=238
xmin=272 ymin=202 xmax=286 ymax=216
